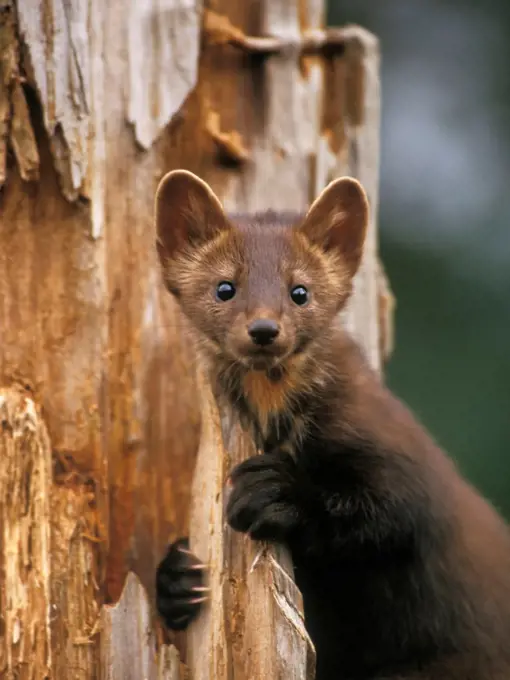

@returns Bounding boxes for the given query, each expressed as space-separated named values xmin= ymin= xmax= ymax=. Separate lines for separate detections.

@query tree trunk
xmin=0 ymin=1 xmax=388 ymax=678
xmin=187 ymin=12 xmax=385 ymax=680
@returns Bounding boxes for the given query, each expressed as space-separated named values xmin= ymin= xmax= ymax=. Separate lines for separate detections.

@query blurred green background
xmin=328 ymin=1 xmax=510 ymax=518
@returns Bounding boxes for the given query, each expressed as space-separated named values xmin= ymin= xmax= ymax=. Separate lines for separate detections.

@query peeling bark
xmin=0 ymin=0 xmax=387 ymax=677
xmin=127 ymin=0 xmax=202 ymax=150
xmin=0 ymin=0 xmax=39 ymax=184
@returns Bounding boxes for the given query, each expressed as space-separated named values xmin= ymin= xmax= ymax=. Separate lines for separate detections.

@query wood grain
xmin=0 ymin=1 xmax=386 ymax=677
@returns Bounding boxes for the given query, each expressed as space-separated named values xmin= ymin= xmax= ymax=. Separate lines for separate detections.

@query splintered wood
xmin=101 ymin=572 xmax=181 ymax=680
xmin=0 ymin=388 xmax=52 ymax=677
xmin=0 ymin=387 xmax=102 ymax=679
xmin=0 ymin=0 xmax=385 ymax=677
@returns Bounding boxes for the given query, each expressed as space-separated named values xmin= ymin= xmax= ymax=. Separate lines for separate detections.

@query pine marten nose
xmin=248 ymin=319 xmax=280 ymax=346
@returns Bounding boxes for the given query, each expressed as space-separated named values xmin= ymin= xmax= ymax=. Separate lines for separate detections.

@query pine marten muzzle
xmin=154 ymin=170 xmax=510 ymax=680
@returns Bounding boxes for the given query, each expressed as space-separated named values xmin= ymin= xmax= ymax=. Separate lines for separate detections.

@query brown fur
xmin=154 ymin=170 xmax=510 ymax=680
xmin=243 ymin=364 xmax=298 ymax=432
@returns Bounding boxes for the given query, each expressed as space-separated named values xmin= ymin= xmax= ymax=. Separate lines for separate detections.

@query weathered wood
xmin=318 ymin=25 xmax=382 ymax=368
xmin=1 ymin=0 xmax=205 ymax=673
xmin=0 ymin=388 xmax=102 ymax=679
xmin=101 ymin=571 xmax=181 ymax=680
xmin=0 ymin=0 xmax=386 ymax=678
xmin=0 ymin=0 xmax=39 ymax=185
xmin=186 ymin=8 xmax=383 ymax=680
xmin=50 ymin=470 xmax=101 ymax=679
xmin=127 ymin=0 xmax=202 ymax=150
xmin=0 ymin=134 xmax=108 ymax=676
xmin=0 ymin=387 xmax=52 ymax=678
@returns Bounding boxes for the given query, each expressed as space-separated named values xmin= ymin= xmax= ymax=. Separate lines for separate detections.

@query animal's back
xmin=292 ymin=383 xmax=510 ymax=680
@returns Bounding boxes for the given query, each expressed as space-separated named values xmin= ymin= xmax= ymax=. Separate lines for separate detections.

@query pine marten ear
xmin=297 ymin=177 xmax=369 ymax=277
xmin=155 ymin=169 xmax=229 ymax=266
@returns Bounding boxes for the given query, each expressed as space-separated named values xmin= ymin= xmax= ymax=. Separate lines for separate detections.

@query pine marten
xmin=154 ymin=169 xmax=510 ymax=680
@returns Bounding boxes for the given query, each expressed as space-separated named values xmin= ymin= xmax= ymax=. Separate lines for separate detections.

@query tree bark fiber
xmin=0 ymin=1 xmax=388 ymax=677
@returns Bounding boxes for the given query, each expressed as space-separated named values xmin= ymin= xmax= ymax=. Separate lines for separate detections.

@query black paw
xmin=226 ymin=451 xmax=304 ymax=543
xmin=156 ymin=537 xmax=208 ymax=631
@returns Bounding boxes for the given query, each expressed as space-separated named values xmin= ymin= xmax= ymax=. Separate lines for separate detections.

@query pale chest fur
xmin=240 ymin=368 xmax=310 ymax=455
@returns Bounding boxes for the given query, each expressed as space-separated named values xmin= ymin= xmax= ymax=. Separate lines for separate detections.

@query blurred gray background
xmin=328 ymin=1 xmax=510 ymax=517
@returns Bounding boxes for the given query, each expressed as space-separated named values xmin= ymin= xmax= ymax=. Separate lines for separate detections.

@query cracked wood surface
xmin=0 ymin=0 xmax=385 ymax=677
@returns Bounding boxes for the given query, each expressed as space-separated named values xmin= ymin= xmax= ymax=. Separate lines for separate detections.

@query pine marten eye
xmin=290 ymin=285 xmax=309 ymax=306
xmin=216 ymin=281 xmax=236 ymax=302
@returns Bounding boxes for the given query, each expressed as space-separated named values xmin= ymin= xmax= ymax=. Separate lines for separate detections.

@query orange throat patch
xmin=242 ymin=358 xmax=305 ymax=432
xmin=242 ymin=370 xmax=289 ymax=432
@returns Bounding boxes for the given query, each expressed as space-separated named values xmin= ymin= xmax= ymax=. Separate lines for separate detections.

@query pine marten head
xmin=155 ymin=170 xmax=368 ymax=411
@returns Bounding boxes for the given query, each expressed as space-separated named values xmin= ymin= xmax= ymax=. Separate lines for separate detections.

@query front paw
xmin=226 ymin=451 xmax=303 ymax=542
xmin=156 ymin=537 xmax=208 ymax=631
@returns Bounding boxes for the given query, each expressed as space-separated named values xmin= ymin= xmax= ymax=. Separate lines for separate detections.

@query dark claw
xmin=156 ymin=537 xmax=208 ymax=631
